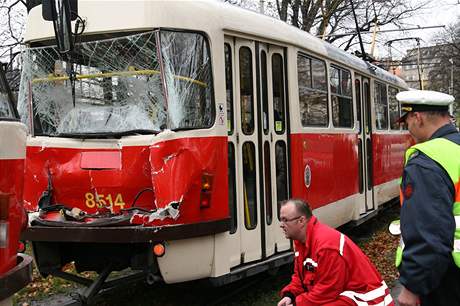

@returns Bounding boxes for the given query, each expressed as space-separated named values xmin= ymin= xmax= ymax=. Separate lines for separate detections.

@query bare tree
xmin=226 ymin=0 xmax=432 ymax=54
xmin=427 ymin=19 xmax=460 ymax=119
xmin=0 ymin=0 xmax=27 ymax=68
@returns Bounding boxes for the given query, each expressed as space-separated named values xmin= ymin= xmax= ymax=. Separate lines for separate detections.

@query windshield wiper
xmin=54 ymin=129 xmax=161 ymax=139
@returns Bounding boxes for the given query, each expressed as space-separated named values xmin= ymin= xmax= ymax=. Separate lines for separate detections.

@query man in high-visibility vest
xmin=395 ymin=90 xmax=460 ymax=306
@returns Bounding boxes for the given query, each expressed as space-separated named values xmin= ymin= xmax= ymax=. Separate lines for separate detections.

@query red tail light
xmin=200 ymin=173 xmax=213 ymax=209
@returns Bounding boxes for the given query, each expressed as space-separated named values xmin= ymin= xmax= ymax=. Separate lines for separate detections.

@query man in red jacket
xmin=278 ymin=199 xmax=393 ymax=306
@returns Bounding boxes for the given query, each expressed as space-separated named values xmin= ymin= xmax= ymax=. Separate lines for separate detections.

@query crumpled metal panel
xmin=23 ymin=145 xmax=153 ymax=213
xmin=23 ymin=136 xmax=228 ymax=227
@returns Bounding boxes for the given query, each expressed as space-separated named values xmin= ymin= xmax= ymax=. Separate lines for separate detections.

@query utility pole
xmin=385 ymin=37 xmax=424 ymax=89
xmin=370 ymin=21 xmax=379 ymax=57
xmin=416 ymin=38 xmax=424 ymax=90
xmin=259 ymin=0 xmax=264 ymax=14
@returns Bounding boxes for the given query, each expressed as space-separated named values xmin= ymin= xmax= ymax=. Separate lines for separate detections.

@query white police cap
xmin=396 ymin=90 xmax=454 ymax=106
xmin=395 ymin=90 xmax=455 ymax=123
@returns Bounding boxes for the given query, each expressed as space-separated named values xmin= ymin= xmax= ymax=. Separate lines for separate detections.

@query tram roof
xmin=24 ymin=0 xmax=406 ymax=88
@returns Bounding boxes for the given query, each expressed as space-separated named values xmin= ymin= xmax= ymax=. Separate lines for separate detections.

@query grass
xmin=13 ymin=246 xmax=95 ymax=305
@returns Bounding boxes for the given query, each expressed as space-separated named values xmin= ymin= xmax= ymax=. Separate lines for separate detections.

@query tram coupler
xmin=49 ymin=264 xmax=156 ymax=305
xmin=77 ymin=262 xmax=113 ymax=304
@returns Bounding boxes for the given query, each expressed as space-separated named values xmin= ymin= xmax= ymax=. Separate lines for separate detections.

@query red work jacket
xmin=281 ymin=216 xmax=394 ymax=306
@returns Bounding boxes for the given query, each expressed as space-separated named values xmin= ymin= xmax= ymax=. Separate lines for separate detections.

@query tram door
xmin=258 ymin=43 xmax=290 ymax=258
xmin=355 ymin=75 xmax=375 ymax=213
xmin=226 ymin=38 xmax=262 ymax=264
xmin=225 ymin=37 xmax=290 ymax=266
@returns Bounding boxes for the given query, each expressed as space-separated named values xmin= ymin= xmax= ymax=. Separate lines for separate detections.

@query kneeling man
xmin=278 ymin=199 xmax=393 ymax=306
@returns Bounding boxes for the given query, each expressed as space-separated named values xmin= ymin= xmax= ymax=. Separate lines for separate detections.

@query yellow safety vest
xmin=396 ymin=137 xmax=460 ymax=267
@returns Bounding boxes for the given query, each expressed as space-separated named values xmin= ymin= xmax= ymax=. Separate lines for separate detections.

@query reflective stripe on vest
xmin=396 ymin=137 xmax=460 ymax=268
xmin=340 ymin=281 xmax=393 ymax=306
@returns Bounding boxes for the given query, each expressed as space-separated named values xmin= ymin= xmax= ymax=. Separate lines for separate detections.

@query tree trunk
xmin=301 ymin=0 xmax=322 ymax=32
xmin=276 ymin=0 xmax=290 ymax=21
xmin=291 ymin=0 xmax=301 ymax=27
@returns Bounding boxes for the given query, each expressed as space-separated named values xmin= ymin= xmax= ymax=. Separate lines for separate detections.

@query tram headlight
xmin=153 ymin=243 xmax=165 ymax=257
xmin=0 ymin=222 xmax=8 ymax=248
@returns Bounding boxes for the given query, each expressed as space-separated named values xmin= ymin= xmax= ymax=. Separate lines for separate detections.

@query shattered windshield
xmin=0 ymin=92 xmax=14 ymax=119
xmin=18 ymin=30 xmax=214 ymax=136
xmin=0 ymin=70 xmax=15 ymax=119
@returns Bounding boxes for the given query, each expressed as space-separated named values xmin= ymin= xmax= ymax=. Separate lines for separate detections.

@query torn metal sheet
xmin=130 ymin=199 xmax=181 ymax=226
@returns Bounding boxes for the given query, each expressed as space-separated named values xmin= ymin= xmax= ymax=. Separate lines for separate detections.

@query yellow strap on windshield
xmin=31 ymin=69 xmax=207 ymax=88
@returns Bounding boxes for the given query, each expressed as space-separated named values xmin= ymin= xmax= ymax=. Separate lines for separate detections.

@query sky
xmin=374 ymin=0 xmax=460 ymax=59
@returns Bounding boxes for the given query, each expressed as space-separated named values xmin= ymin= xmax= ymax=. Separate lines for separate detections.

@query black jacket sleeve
xmin=399 ymin=153 xmax=456 ymax=296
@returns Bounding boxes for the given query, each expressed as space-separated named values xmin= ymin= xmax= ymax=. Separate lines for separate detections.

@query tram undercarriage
xmin=30 ymin=240 xmax=159 ymax=303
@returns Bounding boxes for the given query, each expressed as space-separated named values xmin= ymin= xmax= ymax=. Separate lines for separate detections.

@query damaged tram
xmin=0 ymin=64 xmax=33 ymax=303
xmin=19 ymin=0 xmax=411 ymax=300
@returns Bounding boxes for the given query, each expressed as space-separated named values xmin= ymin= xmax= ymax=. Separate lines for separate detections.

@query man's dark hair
xmin=281 ymin=198 xmax=312 ymax=219
xmin=424 ymin=110 xmax=450 ymax=120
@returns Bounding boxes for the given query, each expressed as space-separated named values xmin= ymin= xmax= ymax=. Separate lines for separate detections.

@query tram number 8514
xmin=84 ymin=192 xmax=126 ymax=210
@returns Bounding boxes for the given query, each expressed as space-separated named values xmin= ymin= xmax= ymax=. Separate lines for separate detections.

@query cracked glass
xmin=0 ymin=70 xmax=14 ymax=119
xmin=0 ymin=92 xmax=14 ymax=119
xmin=18 ymin=30 xmax=214 ymax=136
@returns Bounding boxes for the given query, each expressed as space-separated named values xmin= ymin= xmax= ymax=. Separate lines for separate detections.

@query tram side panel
xmin=371 ymin=132 xmax=413 ymax=207
xmin=290 ymin=133 xmax=360 ymax=228
xmin=0 ymin=121 xmax=33 ymax=302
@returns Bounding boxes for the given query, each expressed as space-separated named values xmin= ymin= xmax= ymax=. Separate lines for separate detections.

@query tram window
xmin=358 ymin=139 xmax=364 ymax=194
xmin=239 ymin=47 xmax=254 ymax=135
xmin=225 ymin=43 xmax=234 ymax=135
xmin=261 ymin=51 xmax=269 ymax=135
xmin=388 ymin=87 xmax=400 ymax=130
xmin=374 ymin=82 xmax=388 ymax=130
xmin=242 ymin=142 xmax=257 ymax=230
xmin=330 ymin=66 xmax=353 ymax=128
xmin=364 ymin=81 xmax=372 ymax=133
xmin=298 ymin=54 xmax=328 ymax=127
xmin=312 ymin=59 xmax=328 ymax=91
xmin=0 ymin=68 xmax=15 ymax=119
xmin=272 ymin=53 xmax=285 ymax=134
xmin=355 ymin=79 xmax=362 ymax=132
xmin=263 ymin=141 xmax=273 ymax=225
xmin=0 ymin=92 xmax=14 ymax=119
xmin=160 ymin=31 xmax=214 ymax=129
xmin=19 ymin=30 xmax=214 ymax=136
xmin=228 ymin=142 xmax=237 ymax=234
xmin=275 ymin=141 xmax=288 ymax=220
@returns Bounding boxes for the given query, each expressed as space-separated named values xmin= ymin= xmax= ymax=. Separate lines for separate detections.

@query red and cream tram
xmin=0 ymin=64 xmax=33 ymax=304
xmin=19 ymin=0 xmax=411 ymax=299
